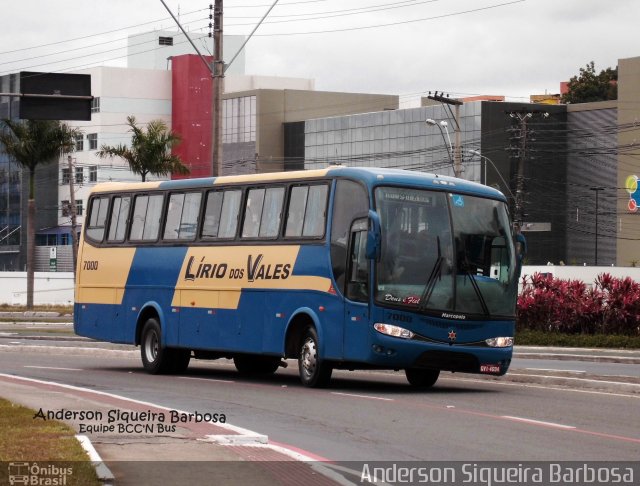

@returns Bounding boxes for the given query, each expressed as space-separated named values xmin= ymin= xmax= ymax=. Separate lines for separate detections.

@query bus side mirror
xmin=366 ymin=210 xmax=381 ymax=261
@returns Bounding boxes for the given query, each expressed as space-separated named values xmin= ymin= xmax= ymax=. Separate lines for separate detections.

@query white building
xmin=58 ymin=66 xmax=172 ymax=229
xmin=127 ymin=30 xmax=246 ymax=75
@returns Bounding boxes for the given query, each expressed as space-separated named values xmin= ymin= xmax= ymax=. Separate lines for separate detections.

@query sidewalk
xmin=0 ymin=375 xmax=343 ymax=486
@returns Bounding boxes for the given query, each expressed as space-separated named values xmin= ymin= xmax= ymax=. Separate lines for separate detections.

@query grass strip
xmin=515 ymin=328 xmax=640 ymax=348
xmin=0 ymin=398 xmax=100 ymax=485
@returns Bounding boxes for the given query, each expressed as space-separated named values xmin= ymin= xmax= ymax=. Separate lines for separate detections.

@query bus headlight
xmin=374 ymin=323 xmax=414 ymax=339
xmin=485 ymin=337 xmax=514 ymax=348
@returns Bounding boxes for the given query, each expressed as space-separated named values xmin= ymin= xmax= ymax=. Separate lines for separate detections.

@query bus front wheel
xmin=140 ymin=318 xmax=190 ymax=374
xmin=298 ymin=327 xmax=332 ymax=388
xmin=405 ymin=368 xmax=440 ymax=389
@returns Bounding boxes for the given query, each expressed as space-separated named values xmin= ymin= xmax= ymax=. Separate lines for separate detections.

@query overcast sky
xmin=2 ymin=0 xmax=638 ymax=105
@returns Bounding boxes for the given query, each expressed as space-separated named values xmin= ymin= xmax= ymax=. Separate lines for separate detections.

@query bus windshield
xmin=374 ymin=186 xmax=518 ymax=318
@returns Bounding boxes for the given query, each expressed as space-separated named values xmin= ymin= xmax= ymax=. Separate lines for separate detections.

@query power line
xmin=250 ymin=0 xmax=526 ymax=36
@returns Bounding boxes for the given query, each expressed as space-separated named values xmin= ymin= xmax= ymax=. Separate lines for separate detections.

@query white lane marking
xmin=178 ymin=376 xmax=234 ymax=384
xmin=24 ymin=365 xmax=82 ymax=371
xmin=331 ymin=392 xmax=394 ymax=401
xmin=526 ymin=368 xmax=586 ymax=373
xmin=502 ymin=415 xmax=576 ymax=429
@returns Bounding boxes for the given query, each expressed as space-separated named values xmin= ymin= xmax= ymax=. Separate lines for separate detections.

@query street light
xmin=468 ymin=150 xmax=515 ymax=200
xmin=426 ymin=119 xmax=454 ymax=174
xmin=590 ymin=186 xmax=605 ymax=266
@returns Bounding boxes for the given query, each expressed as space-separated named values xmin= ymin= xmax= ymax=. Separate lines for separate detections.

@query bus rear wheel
xmin=298 ymin=327 xmax=332 ymax=388
xmin=405 ymin=368 xmax=440 ymax=389
xmin=140 ymin=318 xmax=190 ymax=374
xmin=234 ymin=355 xmax=280 ymax=375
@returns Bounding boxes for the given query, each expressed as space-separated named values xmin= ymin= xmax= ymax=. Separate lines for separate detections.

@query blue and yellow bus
xmin=75 ymin=166 xmax=522 ymax=388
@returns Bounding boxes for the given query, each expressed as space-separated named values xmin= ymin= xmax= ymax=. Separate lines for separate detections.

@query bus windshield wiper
xmin=460 ymin=260 xmax=490 ymax=316
xmin=418 ymin=237 xmax=443 ymax=311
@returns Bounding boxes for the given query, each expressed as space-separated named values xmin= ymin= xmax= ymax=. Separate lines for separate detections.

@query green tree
xmin=97 ymin=116 xmax=189 ymax=182
xmin=0 ymin=119 xmax=79 ymax=309
xmin=562 ymin=61 xmax=618 ymax=104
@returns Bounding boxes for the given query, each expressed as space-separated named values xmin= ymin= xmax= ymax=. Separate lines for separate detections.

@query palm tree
xmin=97 ymin=116 xmax=189 ymax=182
xmin=0 ymin=119 xmax=79 ymax=309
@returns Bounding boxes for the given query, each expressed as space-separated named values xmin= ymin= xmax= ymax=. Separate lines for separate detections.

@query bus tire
xmin=140 ymin=318 xmax=172 ymax=374
xmin=298 ymin=327 xmax=332 ymax=388
xmin=405 ymin=368 xmax=440 ymax=388
xmin=234 ymin=355 xmax=280 ymax=375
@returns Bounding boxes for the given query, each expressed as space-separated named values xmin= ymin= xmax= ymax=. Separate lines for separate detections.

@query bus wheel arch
xmin=284 ymin=309 xmax=322 ymax=359
xmin=135 ymin=305 xmax=162 ymax=346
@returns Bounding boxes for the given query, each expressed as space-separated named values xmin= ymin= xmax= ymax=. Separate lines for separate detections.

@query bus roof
xmin=90 ymin=166 xmax=507 ymax=202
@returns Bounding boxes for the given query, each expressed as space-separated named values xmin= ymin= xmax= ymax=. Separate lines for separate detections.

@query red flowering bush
xmin=517 ymin=273 xmax=640 ymax=336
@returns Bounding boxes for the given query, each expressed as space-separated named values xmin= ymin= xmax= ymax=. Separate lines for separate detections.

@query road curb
xmin=75 ymin=434 xmax=115 ymax=486
xmin=514 ymin=352 xmax=640 ymax=364
xmin=504 ymin=371 xmax=640 ymax=394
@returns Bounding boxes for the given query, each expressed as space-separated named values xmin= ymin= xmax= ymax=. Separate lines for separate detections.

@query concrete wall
xmin=0 ymin=272 xmax=74 ymax=306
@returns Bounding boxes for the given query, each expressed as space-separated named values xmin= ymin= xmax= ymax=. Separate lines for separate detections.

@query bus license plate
xmin=480 ymin=364 xmax=501 ymax=374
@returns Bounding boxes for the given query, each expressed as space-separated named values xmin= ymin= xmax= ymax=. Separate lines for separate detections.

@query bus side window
xmin=164 ymin=192 xmax=201 ymax=241
xmin=107 ymin=196 xmax=131 ymax=243
xmin=259 ymin=187 xmax=285 ymax=238
xmin=285 ymin=186 xmax=308 ymax=237
xmin=331 ymin=180 xmax=369 ymax=293
xmin=346 ymin=219 xmax=369 ymax=302
xmin=242 ymin=188 xmax=266 ymax=238
xmin=202 ymin=189 xmax=241 ymax=239
xmin=130 ymin=194 xmax=163 ymax=241
xmin=303 ymin=185 xmax=328 ymax=237
xmin=86 ymin=196 xmax=109 ymax=242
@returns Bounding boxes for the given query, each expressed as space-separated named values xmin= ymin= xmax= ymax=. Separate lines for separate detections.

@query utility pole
xmin=67 ymin=155 xmax=78 ymax=277
xmin=427 ymin=92 xmax=463 ymax=177
xmin=510 ymin=111 xmax=532 ymax=230
xmin=212 ymin=0 xmax=223 ymax=177
xmin=590 ymin=186 xmax=604 ymax=265
xmin=162 ymin=0 xmax=278 ymax=177
xmin=507 ymin=110 xmax=549 ymax=231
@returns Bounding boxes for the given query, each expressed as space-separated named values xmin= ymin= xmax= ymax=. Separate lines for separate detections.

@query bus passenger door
xmin=343 ymin=219 xmax=371 ymax=361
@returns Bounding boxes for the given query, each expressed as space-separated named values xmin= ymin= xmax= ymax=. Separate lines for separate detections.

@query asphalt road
xmin=1 ymin=342 xmax=638 ymax=463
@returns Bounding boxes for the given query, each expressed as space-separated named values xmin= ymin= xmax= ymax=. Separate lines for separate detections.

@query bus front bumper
xmin=367 ymin=334 xmax=513 ymax=376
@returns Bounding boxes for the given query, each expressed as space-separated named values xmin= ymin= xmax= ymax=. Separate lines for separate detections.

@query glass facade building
xmin=304 ymin=103 xmax=483 ymax=182
xmin=222 ymin=95 xmax=257 ymax=175
xmin=0 ymin=73 xmax=23 ymax=270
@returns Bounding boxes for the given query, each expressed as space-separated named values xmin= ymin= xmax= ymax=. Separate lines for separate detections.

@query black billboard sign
xmin=19 ymin=71 xmax=92 ymax=121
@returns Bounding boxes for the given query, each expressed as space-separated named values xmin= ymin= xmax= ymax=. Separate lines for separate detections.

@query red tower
xmin=171 ymin=54 xmax=213 ymax=178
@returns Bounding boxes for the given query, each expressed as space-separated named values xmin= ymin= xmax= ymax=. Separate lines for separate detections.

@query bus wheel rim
xmin=301 ymin=338 xmax=317 ymax=377
xmin=145 ymin=331 xmax=158 ymax=363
